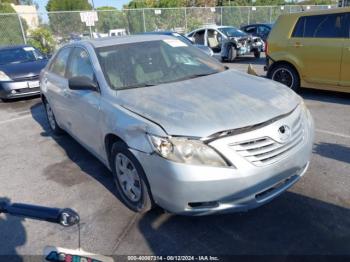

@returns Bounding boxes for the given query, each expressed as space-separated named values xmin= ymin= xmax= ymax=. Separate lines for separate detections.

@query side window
xmin=193 ymin=30 xmax=205 ymax=45
xmin=50 ymin=48 xmax=72 ymax=77
xmin=292 ymin=17 xmax=306 ymax=37
xmin=67 ymin=48 xmax=95 ymax=81
xmin=245 ymin=26 xmax=257 ymax=34
xmin=257 ymin=26 xmax=270 ymax=35
xmin=293 ymin=14 xmax=346 ymax=38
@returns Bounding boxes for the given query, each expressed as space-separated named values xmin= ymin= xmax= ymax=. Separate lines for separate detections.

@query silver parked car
xmin=187 ymin=25 xmax=265 ymax=61
xmin=40 ymin=35 xmax=314 ymax=215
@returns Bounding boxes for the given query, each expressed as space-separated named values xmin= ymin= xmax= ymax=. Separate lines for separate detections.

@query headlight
xmin=0 ymin=71 xmax=12 ymax=81
xmin=148 ymin=135 xmax=228 ymax=167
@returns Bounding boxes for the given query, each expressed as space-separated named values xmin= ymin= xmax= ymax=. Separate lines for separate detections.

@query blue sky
xmin=35 ymin=0 xmax=130 ymax=13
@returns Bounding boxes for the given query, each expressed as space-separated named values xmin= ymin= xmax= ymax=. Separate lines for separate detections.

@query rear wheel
xmin=268 ymin=64 xmax=300 ymax=92
xmin=110 ymin=141 xmax=153 ymax=213
xmin=44 ymin=100 xmax=63 ymax=135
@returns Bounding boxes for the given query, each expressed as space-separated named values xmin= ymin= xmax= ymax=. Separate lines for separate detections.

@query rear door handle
xmin=294 ymin=42 xmax=303 ymax=48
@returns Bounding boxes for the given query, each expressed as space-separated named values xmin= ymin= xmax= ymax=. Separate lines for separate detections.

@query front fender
xmin=101 ymin=98 xmax=167 ymax=156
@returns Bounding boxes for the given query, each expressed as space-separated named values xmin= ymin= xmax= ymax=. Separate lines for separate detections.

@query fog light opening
xmin=188 ymin=201 xmax=219 ymax=209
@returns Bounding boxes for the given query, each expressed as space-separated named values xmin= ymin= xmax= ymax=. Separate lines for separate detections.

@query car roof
xmin=0 ymin=44 xmax=33 ymax=51
xmin=76 ymin=34 xmax=176 ymax=48
xmin=142 ymin=31 xmax=176 ymax=35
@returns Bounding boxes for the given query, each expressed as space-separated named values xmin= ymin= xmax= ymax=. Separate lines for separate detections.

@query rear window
xmin=292 ymin=13 xmax=347 ymax=38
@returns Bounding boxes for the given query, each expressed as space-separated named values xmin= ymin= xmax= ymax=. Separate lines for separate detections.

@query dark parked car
xmin=240 ymin=23 xmax=273 ymax=42
xmin=0 ymin=45 xmax=48 ymax=100
xmin=142 ymin=31 xmax=214 ymax=56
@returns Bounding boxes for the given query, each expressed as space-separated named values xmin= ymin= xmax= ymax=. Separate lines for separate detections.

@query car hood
xmin=0 ymin=59 xmax=48 ymax=80
xmin=117 ymin=70 xmax=301 ymax=138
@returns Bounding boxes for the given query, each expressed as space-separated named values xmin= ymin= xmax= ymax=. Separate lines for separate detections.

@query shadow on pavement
xmin=313 ymin=142 xmax=350 ymax=164
xmin=229 ymin=56 xmax=265 ymax=66
xmin=0 ymin=197 xmax=26 ymax=261
xmin=29 ymin=103 xmax=121 ymax=201
xmin=299 ymin=89 xmax=350 ymax=106
xmin=137 ymin=192 xmax=350 ymax=255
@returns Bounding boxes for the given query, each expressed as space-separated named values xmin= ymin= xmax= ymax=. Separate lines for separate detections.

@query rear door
xmin=288 ymin=13 xmax=346 ymax=86
xmin=340 ymin=13 xmax=350 ymax=87
xmin=43 ymin=47 xmax=72 ymax=129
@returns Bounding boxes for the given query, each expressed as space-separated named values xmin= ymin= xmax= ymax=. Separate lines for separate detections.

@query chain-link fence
xmin=0 ymin=5 xmax=337 ymax=49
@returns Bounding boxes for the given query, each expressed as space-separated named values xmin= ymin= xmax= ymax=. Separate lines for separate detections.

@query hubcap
xmin=46 ymin=103 xmax=56 ymax=130
xmin=272 ymin=68 xmax=294 ymax=88
xmin=115 ymin=153 xmax=141 ymax=202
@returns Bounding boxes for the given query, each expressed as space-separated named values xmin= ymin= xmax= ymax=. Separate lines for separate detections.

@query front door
xmin=65 ymin=47 xmax=102 ymax=155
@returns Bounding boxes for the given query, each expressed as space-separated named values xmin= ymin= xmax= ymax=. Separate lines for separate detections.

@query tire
xmin=268 ymin=64 xmax=300 ymax=92
xmin=254 ymin=50 xmax=261 ymax=59
xmin=110 ymin=141 xmax=153 ymax=213
xmin=44 ymin=100 xmax=63 ymax=135
xmin=228 ymin=46 xmax=237 ymax=62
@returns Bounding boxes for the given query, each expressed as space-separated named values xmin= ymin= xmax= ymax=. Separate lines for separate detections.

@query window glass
xmin=292 ymin=17 xmax=305 ymax=37
xmin=219 ymin=27 xmax=247 ymax=37
xmin=67 ymin=48 xmax=95 ymax=81
xmin=96 ymin=40 xmax=226 ymax=90
xmin=257 ymin=26 xmax=270 ymax=35
xmin=50 ymin=48 xmax=72 ymax=77
xmin=193 ymin=30 xmax=205 ymax=45
xmin=245 ymin=26 xmax=257 ymax=34
xmin=0 ymin=47 xmax=44 ymax=65
xmin=292 ymin=14 xmax=346 ymax=38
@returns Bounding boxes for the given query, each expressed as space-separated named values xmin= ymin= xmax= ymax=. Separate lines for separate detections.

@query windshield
xmin=96 ymin=40 xmax=226 ymax=90
xmin=219 ymin=27 xmax=247 ymax=37
xmin=0 ymin=47 xmax=44 ymax=65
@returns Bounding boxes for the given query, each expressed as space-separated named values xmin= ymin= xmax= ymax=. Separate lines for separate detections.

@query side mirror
xmin=68 ymin=76 xmax=98 ymax=91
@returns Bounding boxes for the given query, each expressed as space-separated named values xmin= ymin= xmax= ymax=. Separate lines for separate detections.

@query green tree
xmin=46 ymin=0 xmax=92 ymax=11
xmin=95 ymin=6 xmax=128 ymax=34
xmin=46 ymin=0 xmax=92 ymax=40
xmin=27 ymin=27 xmax=55 ymax=54
xmin=0 ymin=3 xmax=28 ymax=45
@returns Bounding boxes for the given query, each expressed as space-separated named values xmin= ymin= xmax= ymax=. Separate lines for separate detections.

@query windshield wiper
xmin=176 ymin=72 xmax=218 ymax=81
xmin=120 ymin=83 xmax=156 ymax=90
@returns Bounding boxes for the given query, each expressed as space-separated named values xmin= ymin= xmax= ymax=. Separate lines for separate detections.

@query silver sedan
xmin=40 ymin=35 xmax=314 ymax=215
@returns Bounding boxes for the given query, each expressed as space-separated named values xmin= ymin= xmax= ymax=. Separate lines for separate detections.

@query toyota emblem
xmin=278 ymin=125 xmax=291 ymax=142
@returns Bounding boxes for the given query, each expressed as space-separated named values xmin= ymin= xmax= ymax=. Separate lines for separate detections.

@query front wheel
xmin=254 ymin=50 xmax=261 ymax=58
xmin=111 ymin=141 xmax=153 ymax=213
xmin=268 ymin=64 xmax=300 ymax=92
xmin=228 ymin=46 xmax=237 ymax=62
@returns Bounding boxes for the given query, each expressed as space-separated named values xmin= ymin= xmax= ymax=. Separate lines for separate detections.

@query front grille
xmin=14 ymin=87 xmax=39 ymax=94
xmin=230 ymin=114 xmax=304 ymax=166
